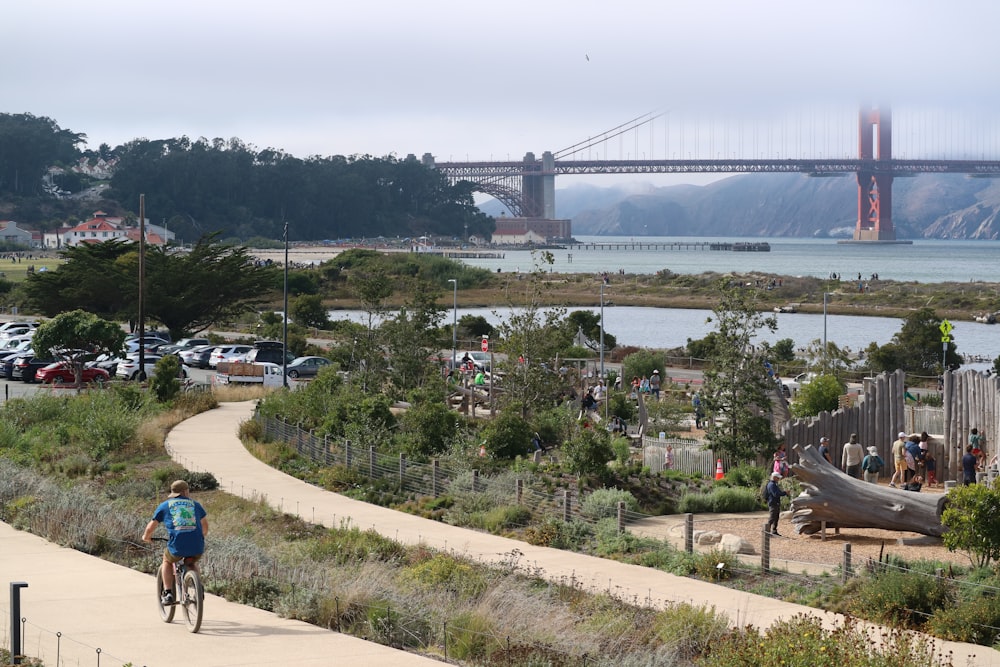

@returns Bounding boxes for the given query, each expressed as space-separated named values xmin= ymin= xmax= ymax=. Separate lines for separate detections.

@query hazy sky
xmin=5 ymin=1 xmax=1000 ymax=186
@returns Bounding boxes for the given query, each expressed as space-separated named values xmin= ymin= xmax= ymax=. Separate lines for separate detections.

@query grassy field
xmin=0 ymin=255 xmax=63 ymax=283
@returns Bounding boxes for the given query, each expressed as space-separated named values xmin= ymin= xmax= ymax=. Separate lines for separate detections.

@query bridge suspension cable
xmin=553 ymin=110 xmax=665 ymax=160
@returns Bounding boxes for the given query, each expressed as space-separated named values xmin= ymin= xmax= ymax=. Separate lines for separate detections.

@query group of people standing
xmin=629 ymin=370 xmax=661 ymax=400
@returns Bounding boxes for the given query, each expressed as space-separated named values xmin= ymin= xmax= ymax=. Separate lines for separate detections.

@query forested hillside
xmin=0 ymin=113 xmax=494 ymax=243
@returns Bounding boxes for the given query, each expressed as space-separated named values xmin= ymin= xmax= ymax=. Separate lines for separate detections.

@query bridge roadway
xmin=5 ymin=401 xmax=1000 ymax=666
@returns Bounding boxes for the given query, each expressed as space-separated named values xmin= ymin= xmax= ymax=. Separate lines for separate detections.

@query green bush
xmin=483 ymin=504 xmax=532 ymax=533
xmin=848 ymin=569 xmax=954 ymax=628
xmin=445 ymin=611 xmax=499 ymax=661
xmin=941 ymin=483 xmax=1000 ymax=568
xmin=653 ymin=602 xmax=729 ymax=661
xmin=580 ymin=487 xmax=639 ymax=520
xmin=677 ymin=487 xmax=761 ymax=514
xmin=481 ymin=411 xmax=534 ymax=459
xmin=151 ymin=354 xmax=182 ymax=402
xmin=693 ymin=549 xmax=737 ymax=581
xmin=717 ymin=463 xmax=766 ymax=489
xmin=925 ymin=594 xmax=1000 ymax=645
xmin=561 ymin=427 xmax=614 ymax=477
xmin=700 ymin=613 xmax=955 ymax=666
xmin=402 ymin=553 xmax=488 ymax=599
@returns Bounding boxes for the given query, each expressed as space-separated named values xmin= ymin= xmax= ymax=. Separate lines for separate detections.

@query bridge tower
xmin=854 ymin=105 xmax=895 ymax=241
xmin=520 ymin=151 xmax=556 ymax=219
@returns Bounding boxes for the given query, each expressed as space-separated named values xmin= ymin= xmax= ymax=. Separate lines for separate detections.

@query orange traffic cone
xmin=479 ymin=444 xmax=486 ymax=457
xmin=715 ymin=459 xmax=724 ymax=480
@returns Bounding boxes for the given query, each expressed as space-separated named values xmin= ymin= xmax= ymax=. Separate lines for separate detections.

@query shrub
xmin=693 ymin=549 xmax=737 ymax=581
xmin=151 ymin=354 xmax=182 ymax=402
xmin=941 ymin=483 xmax=1000 ymax=567
xmin=445 ymin=611 xmax=498 ymax=661
xmin=402 ymin=553 xmax=488 ymax=599
xmin=847 ymin=569 xmax=954 ymax=628
xmin=561 ymin=427 xmax=614 ymax=477
xmin=925 ymin=594 xmax=1000 ymax=645
xmin=654 ymin=602 xmax=729 ymax=661
xmin=483 ymin=504 xmax=532 ymax=533
xmin=580 ymin=487 xmax=639 ymax=520
xmin=523 ymin=517 xmax=593 ymax=550
xmin=718 ymin=463 xmax=766 ymax=489
xmin=481 ymin=411 xmax=534 ymax=459
xmin=701 ymin=613 xmax=955 ymax=666
xmin=677 ymin=487 xmax=761 ymax=514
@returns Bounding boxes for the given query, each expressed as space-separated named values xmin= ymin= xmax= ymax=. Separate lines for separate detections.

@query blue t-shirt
xmin=153 ymin=497 xmax=206 ymax=557
xmin=963 ymin=453 xmax=979 ymax=481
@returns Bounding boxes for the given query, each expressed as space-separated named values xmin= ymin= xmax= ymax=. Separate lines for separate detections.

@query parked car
xmin=125 ymin=335 xmax=170 ymax=354
xmin=285 ymin=356 xmax=332 ymax=379
xmin=115 ymin=354 xmax=189 ymax=381
xmin=183 ymin=345 xmax=215 ymax=369
xmin=159 ymin=338 xmax=211 ymax=356
xmin=35 ymin=361 xmax=110 ymax=385
xmin=0 ymin=325 xmax=35 ymax=341
xmin=13 ymin=355 xmax=54 ymax=383
xmin=244 ymin=341 xmax=296 ymax=366
xmin=208 ymin=345 xmax=252 ymax=369
xmin=0 ymin=321 xmax=38 ymax=337
xmin=0 ymin=350 xmax=29 ymax=379
xmin=447 ymin=351 xmax=491 ymax=372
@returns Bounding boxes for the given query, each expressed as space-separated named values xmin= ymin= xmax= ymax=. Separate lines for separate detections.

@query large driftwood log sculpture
xmin=789 ymin=444 xmax=947 ymax=537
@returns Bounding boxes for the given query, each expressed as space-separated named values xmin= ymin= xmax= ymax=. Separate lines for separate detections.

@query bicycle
xmin=152 ymin=537 xmax=204 ymax=633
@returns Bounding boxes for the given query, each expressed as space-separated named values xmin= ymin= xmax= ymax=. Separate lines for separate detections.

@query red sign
xmin=481 ymin=338 xmax=489 ymax=352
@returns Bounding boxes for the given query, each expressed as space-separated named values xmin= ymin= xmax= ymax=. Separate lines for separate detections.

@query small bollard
xmin=10 ymin=581 xmax=28 ymax=665
xmin=842 ymin=543 xmax=852 ymax=583
xmin=761 ymin=522 xmax=771 ymax=573
xmin=684 ymin=513 xmax=694 ymax=553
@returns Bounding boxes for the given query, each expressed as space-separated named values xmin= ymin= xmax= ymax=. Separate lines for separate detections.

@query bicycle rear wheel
xmin=181 ymin=569 xmax=203 ymax=633
xmin=156 ymin=569 xmax=176 ymax=623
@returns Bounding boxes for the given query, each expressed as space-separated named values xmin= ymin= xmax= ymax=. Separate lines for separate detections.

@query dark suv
xmin=244 ymin=341 xmax=295 ymax=366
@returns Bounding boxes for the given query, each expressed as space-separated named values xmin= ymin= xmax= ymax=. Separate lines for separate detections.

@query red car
xmin=35 ymin=361 xmax=110 ymax=386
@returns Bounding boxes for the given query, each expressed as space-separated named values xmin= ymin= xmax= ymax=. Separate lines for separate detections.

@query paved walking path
xmin=3 ymin=400 xmax=998 ymax=666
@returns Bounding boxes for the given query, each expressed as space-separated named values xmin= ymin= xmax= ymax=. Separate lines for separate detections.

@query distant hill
xmin=480 ymin=173 xmax=1000 ymax=239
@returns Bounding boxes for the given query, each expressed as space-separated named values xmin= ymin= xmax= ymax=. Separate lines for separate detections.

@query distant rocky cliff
xmin=480 ymin=173 xmax=1000 ymax=239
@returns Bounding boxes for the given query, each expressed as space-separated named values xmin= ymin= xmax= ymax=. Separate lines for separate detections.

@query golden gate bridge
xmin=424 ymin=106 xmax=1000 ymax=242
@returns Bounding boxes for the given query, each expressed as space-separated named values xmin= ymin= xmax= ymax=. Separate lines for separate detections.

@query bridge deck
xmin=568 ymin=241 xmax=770 ymax=252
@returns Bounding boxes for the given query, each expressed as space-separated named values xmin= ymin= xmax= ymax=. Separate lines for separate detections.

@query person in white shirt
xmin=841 ymin=433 xmax=864 ymax=479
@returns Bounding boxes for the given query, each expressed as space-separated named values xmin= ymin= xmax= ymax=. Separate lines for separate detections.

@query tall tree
xmin=865 ymin=307 xmax=961 ymax=375
xmin=0 ymin=113 xmax=85 ymax=196
xmin=31 ymin=310 xmax=125 ymax=387
xmin=143 ymin=236 xmax=277 ymax=338
xmin=24 ymin=236 xmax=277 ymax=338
xmin=701 ymin=280 xmax=780 ymax=460
xmin=23 ymin=241 xmax=134 ymax=319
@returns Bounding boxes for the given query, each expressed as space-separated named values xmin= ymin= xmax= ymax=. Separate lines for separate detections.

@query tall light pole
xmin=282 ymin=221 xmax=289 ymax=388
xmin=447 ymin=279 xmax=457 ymax=370
xmin=600 ymin=281 xmax=607 ymax=422
xmin=822 ymin=292 xmax=832 ymax=372
xmin=599 ymin=281 xmax=606 ymax=382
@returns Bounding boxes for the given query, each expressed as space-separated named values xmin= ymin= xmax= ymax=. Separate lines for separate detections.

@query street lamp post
xmin=447 ymin=279 xmax=457 ymax=372
xmin=282 ymin=221 xmax=289 ymax=388
xmin=600 ymin=281 xmax=607 ymax=422
xmin=822 ymin=292 xmax=832 ymax=372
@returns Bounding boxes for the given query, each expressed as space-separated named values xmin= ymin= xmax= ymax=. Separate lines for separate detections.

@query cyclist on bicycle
xmin=141 ymin=480 xmax=208 ymax=604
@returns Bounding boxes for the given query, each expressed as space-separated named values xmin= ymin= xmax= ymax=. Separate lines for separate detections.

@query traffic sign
xmin=939 ymin=319 xmax=953 ymax=343
xmin=481 ymin=337 xmax=489 ymax=352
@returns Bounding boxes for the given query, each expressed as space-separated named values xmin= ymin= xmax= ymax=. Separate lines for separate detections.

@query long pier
xmin=568 ymin=241 xmax=770 ymax=252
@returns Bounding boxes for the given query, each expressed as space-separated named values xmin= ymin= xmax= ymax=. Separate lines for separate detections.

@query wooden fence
xmin=781 ymin=369 xmax=1000 ymax=484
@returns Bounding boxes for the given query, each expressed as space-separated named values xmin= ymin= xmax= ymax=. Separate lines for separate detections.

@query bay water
xmin=329 ymin=236 xmax=1000 ymax=366
xmin=461 ymin=236 xmax=1000 ymax=284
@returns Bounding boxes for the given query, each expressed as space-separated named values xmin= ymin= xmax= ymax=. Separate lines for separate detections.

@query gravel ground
xmin=631 ymin=486 xmax=972 ymax=572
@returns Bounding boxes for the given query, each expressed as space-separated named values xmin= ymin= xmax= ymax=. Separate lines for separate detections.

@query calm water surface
xmin=458 ymin=236 xmax=1000 ymax=284
xmin=329 ymin=305 xmax=1000 ymax=366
